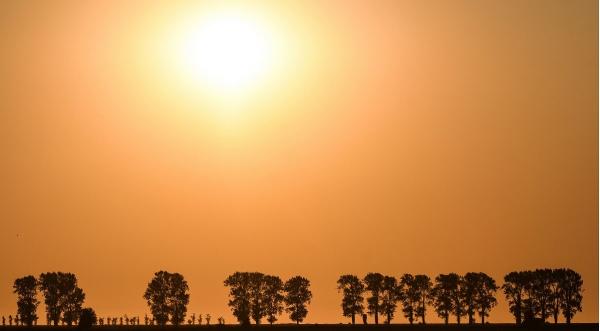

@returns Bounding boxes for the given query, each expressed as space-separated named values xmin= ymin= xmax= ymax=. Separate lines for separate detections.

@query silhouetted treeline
xmin=224 ymin=272 xmax=312 ymax=325
xmin=502 ymin=268 xmax=583 ymax=325
xmin=5 ymin=268 xmax=582 ymax=327
xmin=7 ymin=272 xmax=93 ymax=327
xmin=336 ymin=269 xmax=583 ymax=326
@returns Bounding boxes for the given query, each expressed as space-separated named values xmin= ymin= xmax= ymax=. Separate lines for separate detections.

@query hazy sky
xmin=0 ymin=0 xmax=597 ymax=324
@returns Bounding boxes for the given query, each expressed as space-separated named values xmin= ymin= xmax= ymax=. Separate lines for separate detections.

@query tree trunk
xmin=457 ymin=314 xmax=461 ymax=324
xmin=481 ymin=312 xmax=485 ymax=324
xmin=421 ymin=298 xmax=426 ymax=324
xmin=444 ymin=315 xmax=448 ymax=324
xmin=351 ymin=313 xmax=355 ymax=325
xmin=374 ymin=307 xmax=378 ymax=325
xmin=553 ymin=311 xmax=558 ymax=324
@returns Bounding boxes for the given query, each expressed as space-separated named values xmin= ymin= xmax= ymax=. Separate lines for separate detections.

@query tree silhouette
xmin=13 ymin=275 xmax=39 ymax=326
xmin=453 ymin=274 xmax=467 ymax=324
xmin=502 ymin=271 xmax=526 ymax=324
xmin=143 ymin=271 xmax=190 ymax=326
xmin=549 ymin=269 xmax=562 ymax=324
xmin=78 ymin=307 xmax=97 ymax=328
xmin=363 ymin=273 xmax=384 ymax=324
xmin=380 ymin=276 xmax=400 ymax=324
xmin=474 ymin=272 xmax=498 ymax=324
xmin=39 ymin=272 xmax=85 ymax=326
xmin=431 ymin=273 xmax=461 ymax=324
xmin=224 ymin=272 xmax=252 ymax=325
xmin=336 ymin=274 xmax=364 ymax=324
xmin=399 ymin=274 xmax=419 ymax=325
xmin=263 ymin=275 xmax=284 ymax=325
xmin=38 ymin=273 xmax=61 ymax=325
xmin=57 ymin=273 xmax=85 ymax=326
xmin=413 ymin=275 xmax=432 ymax=324
xmin=559 ymin=268 xmax=583 ymax=324
xmin=521 ymin=270 xmax=538 ymax=320
xmin=284 ymin=276 xmax=312 ymax=324
xmin=462 ymin=272 xmax=479 ymax=324
xmin=532 ymin=269 xmax=554 ymax=321
xmin=249 ymin=272 xmax=267 ymax=324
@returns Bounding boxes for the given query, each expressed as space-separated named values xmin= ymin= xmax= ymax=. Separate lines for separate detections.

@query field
xmin=0 ymin=324 xmax=597 ymax=331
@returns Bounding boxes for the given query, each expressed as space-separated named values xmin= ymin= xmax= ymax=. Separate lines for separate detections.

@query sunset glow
xmin=174 ymin=10 xmax=277 ymax=95
xmin=0 ymin=0 xmax=597 ymax=325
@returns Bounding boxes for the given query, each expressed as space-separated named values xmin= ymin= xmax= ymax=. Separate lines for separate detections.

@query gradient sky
xmin=0 ymin=0 xmax=597 ymax=324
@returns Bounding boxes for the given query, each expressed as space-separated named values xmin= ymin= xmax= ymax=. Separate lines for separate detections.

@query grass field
xmin=0 ymin=324 xmax=597 ymax=331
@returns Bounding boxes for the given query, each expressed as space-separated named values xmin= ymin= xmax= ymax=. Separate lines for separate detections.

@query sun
xmin=175 ymin=10 xmax=275 ymax=94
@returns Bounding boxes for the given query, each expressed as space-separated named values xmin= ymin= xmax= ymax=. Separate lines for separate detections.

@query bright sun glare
xmin=176 ymin=11 xmax=275 ymax=94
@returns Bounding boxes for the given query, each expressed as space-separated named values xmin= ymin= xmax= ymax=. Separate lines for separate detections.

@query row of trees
xmin=337 ymin=272 xmax=496 ymax=325
xmin=337 ymin=269 xmax=583 ymax=325
xmin=11 ymin=272 xmax=89 ymax=326
xmin=141 ymin=271 xmax=313 ymax=326
xmin=9 ymin=268 xmax=583 ymax=326
xmin=224 ymin=272 xmax=312 ymax=325
xmin=502 ymin=268 xmax=583 ymax=324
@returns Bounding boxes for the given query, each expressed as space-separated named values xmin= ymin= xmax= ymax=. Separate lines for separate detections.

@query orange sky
xmin=0 ymin=0 xmax=597 ymax=324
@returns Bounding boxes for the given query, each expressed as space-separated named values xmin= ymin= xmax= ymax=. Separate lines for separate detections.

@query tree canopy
xmin=284 ymin=276 xmax=312 ymax=324
xmin=13 ymin=275 xmax=39 ymax=326
xmin=143 ymin=271 xmax=190 ymax=326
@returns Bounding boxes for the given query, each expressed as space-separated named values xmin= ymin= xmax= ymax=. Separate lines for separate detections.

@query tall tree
xmin=13 ymin=276 xmax=39 ymax=326
xmin=521 ymin=270 xmax=538 ymax=320
xmin=559 ymin=269 xmax=583 ymax=324
xmin=532 ymin=269 xmax=553 ymax=321
xmin=413 ymin=275 xmax=432 ymax=324
xmin=57 ymin=273 xmax=85 ymax=326
xmin=224 ymin=272 xmax=252 ymax=325
xmin=431 ymin=273 xmax=460 ymax=324
xmin=143 ymin=271 xmax=190 ymax=326
xmin=549 ymin=269 xmax=563 ymax=324
xmin=363 ymin=273 xmax=384 ymax=324
xmin=248 ymin=272 xmax=267 ymax=324
xmin=38 ymin=273 xmax=61 ymax=326
xmin=39 ymin=272 xmax=85 ymax=326
xmin=462 ymin=272 xmax=480 ymax=324
xmin=399 ymin=274 xmax=419 ymax=325
xmin=474 ymin=272 xmax=498 ymax=324
xmin=336 ymin=275 xmax=364 ymax=324
xmin=283 ymin=276 xmax=312 ymax=324
xmin=452 ymin=274 xmax=467 ymax=324
xmin=502 ymin=271 xmax=526 ymax=324
xmin=380 ymin=276 xmax=400 ymax=324
xmin=263 ymin=275 xmax=284 ymax=325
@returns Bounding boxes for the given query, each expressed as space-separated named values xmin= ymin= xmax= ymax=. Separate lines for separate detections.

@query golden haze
xmin=0 ymin=0 xmax=597 ymax=323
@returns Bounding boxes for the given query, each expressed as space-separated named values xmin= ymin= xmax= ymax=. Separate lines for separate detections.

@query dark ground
xmin=0 ymin=324 xmax=597 ymax=331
